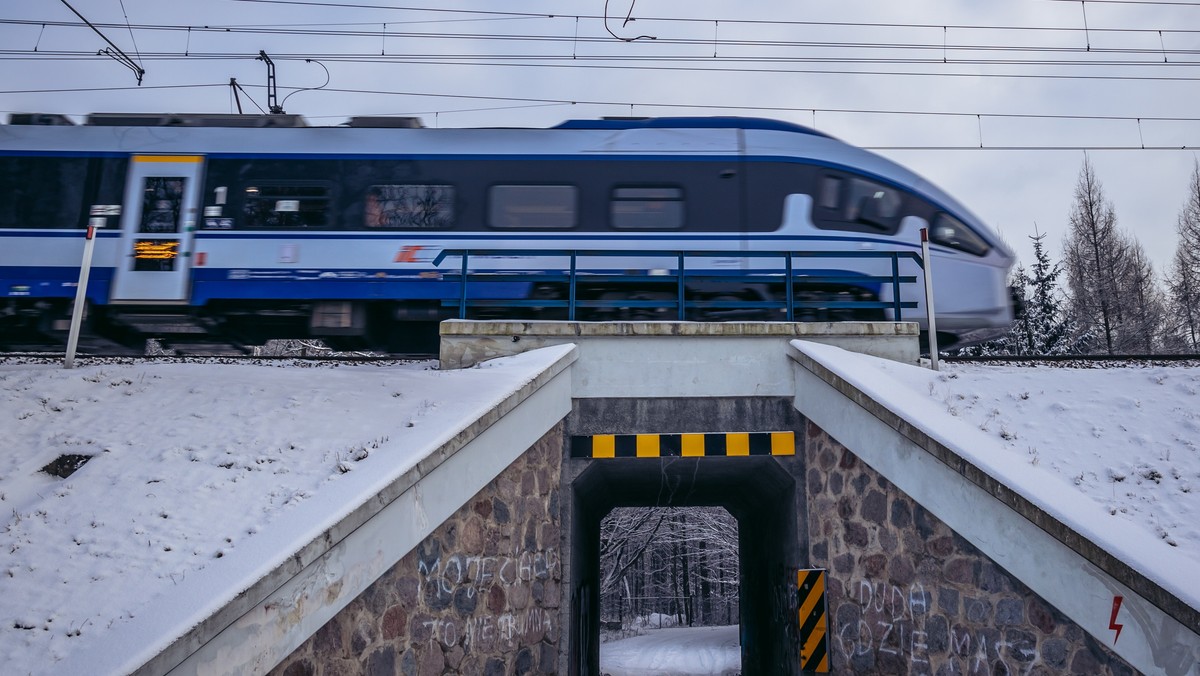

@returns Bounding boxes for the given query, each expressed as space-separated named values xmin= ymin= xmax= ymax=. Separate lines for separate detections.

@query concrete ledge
xmin=127 ymin=346 xmax=577 ymax=676
xmin=440 ymin=321 xmax=920 ymax=389
xmin=788 ymin=342 xmax=1200 ymax=676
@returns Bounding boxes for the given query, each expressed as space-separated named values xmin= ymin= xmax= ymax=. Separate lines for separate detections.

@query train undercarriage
xmin=1 ymin=278 xmax=898 ymax=356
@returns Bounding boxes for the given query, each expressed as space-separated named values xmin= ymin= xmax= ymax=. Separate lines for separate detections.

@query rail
xmin=431 ymin=249 xmax=922 ymax=321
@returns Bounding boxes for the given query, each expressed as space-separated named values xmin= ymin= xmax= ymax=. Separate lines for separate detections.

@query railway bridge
xmin=132 ymin=321 xmax=1197 ymax=676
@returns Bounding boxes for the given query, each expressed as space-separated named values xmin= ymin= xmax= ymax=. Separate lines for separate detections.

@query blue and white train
xmin=0 ymin=113 xmax=1014 ymax=350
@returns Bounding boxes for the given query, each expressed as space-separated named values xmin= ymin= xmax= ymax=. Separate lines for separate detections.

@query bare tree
xmin=599 ymin=508 xmax=666 ymax=608
xmin=1167 ymin=161 xmax=1200 ymax=352
xmin=599 ymin=506 xmax=739 ymax=632
xmin=1121 ymin=241 xmax=1167 ymax=354
xmin=1063 ymin=157 xmax=1134 ymax=354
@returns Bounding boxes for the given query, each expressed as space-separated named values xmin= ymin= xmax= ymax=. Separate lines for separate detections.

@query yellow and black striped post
xmin=798 ymin=568 xmax=829 ymax=673
xmin=569 ymin=431 xmax=795 ymax=458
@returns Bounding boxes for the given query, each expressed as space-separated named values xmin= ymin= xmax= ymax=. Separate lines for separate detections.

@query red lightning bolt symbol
xmin=1109 ymin=596 xmax=1124 ymax=644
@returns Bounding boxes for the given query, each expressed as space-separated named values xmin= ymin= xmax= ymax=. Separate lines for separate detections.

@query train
xmin=0 ymin=112 xmax=1014 ymax=352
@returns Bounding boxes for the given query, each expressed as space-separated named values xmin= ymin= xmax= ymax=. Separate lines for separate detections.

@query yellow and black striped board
xmin=569 ymin=431 xmax=795 ymax=458
xmin=798 ymin=568 xmax=829 ymax=673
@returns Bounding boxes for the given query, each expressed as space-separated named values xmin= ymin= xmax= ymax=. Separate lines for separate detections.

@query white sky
xmin=3 ymin=1 xmax=1200 ymax=274
xmin=0 ymin=345 xmax=1196 ymax=674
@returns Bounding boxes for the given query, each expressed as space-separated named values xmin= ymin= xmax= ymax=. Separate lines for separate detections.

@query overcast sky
xmin=3 ymin=0 xmax=1200 ymax=274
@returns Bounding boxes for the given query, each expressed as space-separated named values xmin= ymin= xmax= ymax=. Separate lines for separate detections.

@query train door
xmin=110 ymin=155 xmax=204 ymax=302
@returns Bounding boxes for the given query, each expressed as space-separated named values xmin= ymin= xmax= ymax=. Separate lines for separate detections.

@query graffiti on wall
xmin=836 ymin=580 xmax=1043 ymax=675
xmin=418 ymin=608 xmax=555 ymax=652
xmin=418 ymin=549 xmax=560 ymax=597
xmin=414 ymin=548 xmax=561 ymax=651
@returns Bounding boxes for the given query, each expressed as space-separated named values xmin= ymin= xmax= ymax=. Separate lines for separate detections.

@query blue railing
xmin=431 ymin=249 xmax=922 ymax=322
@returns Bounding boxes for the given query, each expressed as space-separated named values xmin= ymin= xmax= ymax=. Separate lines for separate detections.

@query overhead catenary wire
xmin=5 ymin=1 xmax=1200 ymax=154
xmin=10 ymin=16 xmax=1200 ymax=43
xmin=14 ymin=41 xmax=1200 ymax=62
xmin=10 ymin=7 xmax=1200 ymax=82
xmin=9 ymin=11 xmax=1200 ymax=39
xmin=54 ymin=0 xmax=145 ymax=84
xmin=221 ymin=0 xmax=1200 ymax=29
xmin=116 ymin=0 xmax=144 ymax=69
xmin=5 ymin=81 xmax=1200 ymax=126
xmin=14 ymin=50 xmax=1200 ymax=85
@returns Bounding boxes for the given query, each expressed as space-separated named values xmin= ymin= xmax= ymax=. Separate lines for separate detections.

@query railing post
xmin=891 ymin=254 xmax=902 ymax=321
xmin=458 ymin=250 xmax=469 ymax=319
xmin=920 ymin=229 xmax=940 ymax=371
xmin=568 ymin=251 xmax=578 ymax=321
xmin=677 ymin=252 xmax=686 ymax=320
xmin=785 ymin=253 xmax=795 ymax=322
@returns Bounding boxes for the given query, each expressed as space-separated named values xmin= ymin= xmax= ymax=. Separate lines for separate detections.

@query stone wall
xmin=805 ymin=421 xmax=1136 ymax=676
xmin=270 ymin=424 xmax=564 ymax=676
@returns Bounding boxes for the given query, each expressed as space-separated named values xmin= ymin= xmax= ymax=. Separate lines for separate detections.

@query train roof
xmin=0 ymin=113 xmax=844 ymax=160
xmin=7 ymin=112 xmax=829 ymax=136
xmin=553 ymin=116 xmax=831 ymax=137
xmin=0 ymin=112 xmax=1009 ymax=256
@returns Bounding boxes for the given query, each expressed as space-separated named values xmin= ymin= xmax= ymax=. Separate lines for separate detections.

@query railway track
xmin=943 ymin=354 xmax=1200 ymax=367
xmin=5 ymin=325 xmax=1197 ymax=367
xmin=7 ymin=350 xmax=1199 ymax=368
xmin=0 ymin=335 xmax=437 ymax=364
xmin=0 ymin=353 xmax=437 ymax=368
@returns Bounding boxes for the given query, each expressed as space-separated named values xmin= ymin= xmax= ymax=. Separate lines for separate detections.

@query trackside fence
xmin=431 ymin=249 xmax=923 ymax=322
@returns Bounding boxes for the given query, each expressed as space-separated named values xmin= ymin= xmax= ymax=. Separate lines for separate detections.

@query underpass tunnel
xmin=569 ymin=454 xmax=805 ymax=675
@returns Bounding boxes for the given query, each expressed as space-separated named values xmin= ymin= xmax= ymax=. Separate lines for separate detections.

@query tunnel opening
xmin=598 ymin=506 xmax=741 ymax=674
xmin=569 ymin=455 xmax=805 ymax=676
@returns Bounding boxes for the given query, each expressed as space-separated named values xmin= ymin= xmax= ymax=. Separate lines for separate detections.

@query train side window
xmin=846 ymin=178 xmax=901 ymax=227
xmin=365 ymin=184 xmax=455 ymax=229
xmin=817 ymin=176 xmax=842 ymax=210
xmin=0 ymin=156 xmax=87 ymax=229
xmin=488 ymin=185 xmax=577 ymax=229
xmin=610 ymin=186 xmax=685 ymax=230
xmin=241 ymin=183 xmax=331 ymax=229
xmin=812 ymin=172 xmax=902 ymax=234
xmin=931 ymin=213 xmax=991 ymax=256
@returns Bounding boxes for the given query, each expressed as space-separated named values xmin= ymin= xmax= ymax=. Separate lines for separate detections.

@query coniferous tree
xmin=958 ymin=227 xmax=1082 ymax=356
xmin=1018 ymin=228 xmax=1081 ymax=354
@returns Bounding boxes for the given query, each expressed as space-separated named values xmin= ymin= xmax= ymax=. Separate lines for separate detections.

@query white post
xmin=64 ymin=218 xmax=104 ymax=369
xmin=920 ymin=227 xmax=940 ymax=371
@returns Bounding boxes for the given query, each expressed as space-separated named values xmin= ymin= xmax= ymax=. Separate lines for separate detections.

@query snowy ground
xmin=601 ymin=624 xmax=741 ymax=676
xmin=0 ymin=345 xmax=1196 ymax=675
xmin=0 ymin=352 xmax=563 ymax=675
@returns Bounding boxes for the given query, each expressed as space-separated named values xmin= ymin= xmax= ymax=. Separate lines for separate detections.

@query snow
xmin=793 ymin=341 xmax=1200 ymax=614
xmin=0 ymin=349 xmax=569 ymax=676
xmin=601 ymin=625 xmax=741 ymax=676
xmin=0 ymin=342 xmax=1196 ymax=675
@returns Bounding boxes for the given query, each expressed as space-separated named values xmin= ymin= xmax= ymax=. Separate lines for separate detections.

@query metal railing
xmin=431 ymin=248 xmax=922 ymax=322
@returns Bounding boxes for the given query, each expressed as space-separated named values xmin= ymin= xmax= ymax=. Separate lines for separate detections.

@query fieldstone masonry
xmin=270 ymin=424 xmax=564 ymax=676
xmin=806 ymin=421 xmax=1138 ymax=675
xmin=256 ymin=400 xmax=1152 ymax=675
